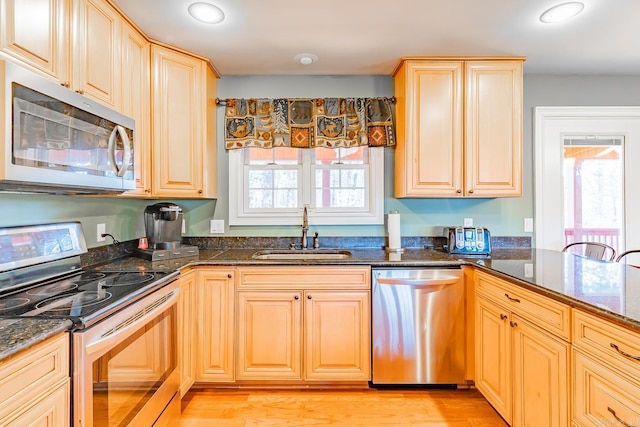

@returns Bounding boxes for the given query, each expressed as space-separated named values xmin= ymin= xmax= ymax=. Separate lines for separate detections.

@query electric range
xmin=0 ymin=221 xmax=178 ymax=329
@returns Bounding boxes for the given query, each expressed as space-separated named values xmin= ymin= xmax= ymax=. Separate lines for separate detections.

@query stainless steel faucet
xmin=301 ymin=206 xmax=309 ymax=249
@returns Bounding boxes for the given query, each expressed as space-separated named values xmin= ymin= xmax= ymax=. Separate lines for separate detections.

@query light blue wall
xmin=2 ymin=74 xmax=640 ymax=247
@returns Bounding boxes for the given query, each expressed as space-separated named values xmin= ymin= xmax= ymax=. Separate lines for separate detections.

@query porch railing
xmin=564 ymin=227 xmax=620 ymax=252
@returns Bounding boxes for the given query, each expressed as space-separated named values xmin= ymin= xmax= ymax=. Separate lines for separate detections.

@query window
xmin=229 ymin=147 xmax=384 ymax=225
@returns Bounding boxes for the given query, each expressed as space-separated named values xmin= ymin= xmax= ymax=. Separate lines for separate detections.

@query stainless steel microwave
xmin=0 ymin=60 xmax=135 ymax=194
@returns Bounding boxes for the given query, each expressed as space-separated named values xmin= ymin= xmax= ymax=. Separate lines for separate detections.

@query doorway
xmin=534 ymin=107 xmax=640 ymax=254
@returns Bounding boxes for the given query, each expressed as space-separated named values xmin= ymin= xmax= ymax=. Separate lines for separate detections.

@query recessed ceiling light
xmin=294 ymin=53 xmax=319 ymax=65
xmin=188 ymin=2 xmax=225 ymax=24
xmin=540 ymin=2 xmax=584 ymax=23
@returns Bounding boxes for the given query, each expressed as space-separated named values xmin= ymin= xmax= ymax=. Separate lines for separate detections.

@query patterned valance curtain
xmin=224 ymin=98 xmax=395 ymax=149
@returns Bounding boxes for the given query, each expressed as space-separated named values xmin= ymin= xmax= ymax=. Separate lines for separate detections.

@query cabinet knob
xmin=500 ymin=314 xmax=508 ymax=320
xmin=198 ymin=189 xmax=203 ymax=194
xmin=468 ymin=189 xmax=474 ymax=194
xmin=294 ymin=295 xmax=299 ymax=300
xmin=307 ymin=294 xmax=312 ymax=300
xmin=60 ymin=81 xmax=70 ymax=88
xmin=145 ymin=189 xmax=151 ymax=193
xmin=75 ymin=89 xmax=84 ymax=95
xmin=227 ymin=274 xmax=232 ymax=278
xmin=456 ymin=189 xmax=462 ymax=194
xmin=509 ymin=321 xmax=518 ymax=328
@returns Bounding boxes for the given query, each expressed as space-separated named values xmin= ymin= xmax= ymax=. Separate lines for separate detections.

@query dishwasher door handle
xmin=375 ymin=277 xmax=460 ymax=288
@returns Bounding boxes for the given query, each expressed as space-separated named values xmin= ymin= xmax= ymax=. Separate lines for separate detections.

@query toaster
xmin=443 ymin=226 xmax=491 ymax=255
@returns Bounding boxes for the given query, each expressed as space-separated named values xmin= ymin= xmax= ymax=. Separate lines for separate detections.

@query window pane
xmin=247 ymin=148 xmax=299 ymax=165
xmin=273 ymin=189 xmax=297 ymax=208
xmin=248 ymin=190 xmax=273 ymax=208
xmin=563 ymin=141 xmax=623 ymax=252
xmin=273 ymin=170 xmax=298 ymax=188
xmin=315 ymin=147 xmax=365 ymax=165
xmin=248 ymin=170 xmax=272 ymax=189
xmin=316 ymin=189 xmax=365 ymax=208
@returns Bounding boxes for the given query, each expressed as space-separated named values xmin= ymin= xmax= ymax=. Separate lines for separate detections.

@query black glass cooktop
xmin=0 ymin=270 xmax=173 ymax=328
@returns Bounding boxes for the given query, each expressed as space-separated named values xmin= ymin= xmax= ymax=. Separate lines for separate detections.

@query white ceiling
xmin=112 ymin=0 xmax=640 ymax=76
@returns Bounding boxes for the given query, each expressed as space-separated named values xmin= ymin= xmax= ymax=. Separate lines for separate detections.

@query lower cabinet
xmin=178 ymin=269 xmax=197 ymax=397
xmin=196 ymin=268 xmax=236 ymax=382
xmin=0 ymin=333 xmax=70 ymax=425
xmin=572 ymin=309 xmax=640 ymax=426
xmin=474 ymin=271 xmax=570 ymax=427
xmin=236 ymin=266 xmax=371 ymax=382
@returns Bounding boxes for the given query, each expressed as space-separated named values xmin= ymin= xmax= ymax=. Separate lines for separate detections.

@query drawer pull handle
xmin=509 ymin=321 xmax=518 ymax=328
xmin=608 ymin=407 xmax=636 ymax=427
xmin=504 ymin=293 xmax=521 ymax=303
xmin=500 ymin=314 xmax=508 ymax=320
xmin=610 ymin=343 xmax=640 ymax=361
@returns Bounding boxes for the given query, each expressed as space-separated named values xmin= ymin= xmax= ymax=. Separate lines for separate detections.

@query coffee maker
xmin=136 ymin=202 xmax=199 ymax=261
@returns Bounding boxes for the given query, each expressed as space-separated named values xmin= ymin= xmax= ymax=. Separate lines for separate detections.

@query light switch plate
xmin=182 ymin=219 xmax=186 ymax=234
xmin=210 ymin=219 xmax=224 ymax=234
xmin=463 ymin=218 xmax=473 ymax=227
xmin=524 ymin=263 xmax=534 ymax=278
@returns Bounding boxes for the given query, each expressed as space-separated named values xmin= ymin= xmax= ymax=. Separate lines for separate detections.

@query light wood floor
xmin=179 ymin=388 xmax=508 ymax=426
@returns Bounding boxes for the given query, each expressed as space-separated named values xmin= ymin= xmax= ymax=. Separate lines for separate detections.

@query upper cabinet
xmin=151 ymin=44 xmax=217 ymax=198
xmin=70 ymin=0 xmax=121 ymax=108
xmin=0 ymin=0 xmax=69 ymax=81
xmin=1 ymin=0 xmax=122 ymax=109
xmin=120 ymin=21 xmax=151 ymax=197
xmin=393 ymin=57 xmax=524 ymax=198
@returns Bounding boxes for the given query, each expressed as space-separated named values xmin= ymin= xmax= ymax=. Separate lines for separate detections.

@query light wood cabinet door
xmin=465 ymin=60 xmax=523 ymax=197
xmin=196 ymin=268 xmax=235 ymax=382
xmin=393 ymin=57 xmax=523 ymax=198
xmin=394 ymin=60 xmax=464 ymax=197
xmin=236 ymin=290 xmax=302 ymax=380
xmin=178 ymin=270 xmax=196 ymax=396
xmin=0 ymin=333 xmax=69 ymax=424
xmin=120 ymin=21 xmax=151 ymax=197
xmin=71 ymin=0 xmax=121 ymax=108
xmin=475 ymin=294 xmax=512 ymax=423
xmin=0 ymin=0 xmax=69 ymax=82
xmin=573 ymin=349 xmax=640 ymax=427
xmin=512 ymin=314 xmax=569 ymax=427
xmin=304 ymin=290 xmax=370 ymax=380
xmin=151 ymin=44 xmax=217 ymax=198
xmin=1 ymin=380 xmax=70 ymax=426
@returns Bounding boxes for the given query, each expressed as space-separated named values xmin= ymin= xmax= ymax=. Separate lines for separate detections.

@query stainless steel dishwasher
xmin=372 ymin=267 xmax=465 ymax=385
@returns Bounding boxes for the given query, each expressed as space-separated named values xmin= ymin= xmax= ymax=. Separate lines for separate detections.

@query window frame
xmin=229 ymin=147 xmax=384 ymax=225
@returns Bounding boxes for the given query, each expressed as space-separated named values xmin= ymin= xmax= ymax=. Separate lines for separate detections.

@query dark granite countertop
xmin=0 ymin=318 xmax=72 ymax=362
xmin=4 ymin=245 xmax=640 ymax=363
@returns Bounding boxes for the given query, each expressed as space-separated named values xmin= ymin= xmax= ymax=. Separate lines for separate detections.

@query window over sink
xmin=229 ymin=147 xmax=384 ymax=225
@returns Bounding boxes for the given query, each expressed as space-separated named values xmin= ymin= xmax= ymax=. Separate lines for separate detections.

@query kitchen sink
xmin=252 ymin=249 xmax=353 ymax=260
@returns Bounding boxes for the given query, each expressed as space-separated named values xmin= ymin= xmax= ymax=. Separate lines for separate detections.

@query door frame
xmin=534 ymin=106 xmax=640 ymax=251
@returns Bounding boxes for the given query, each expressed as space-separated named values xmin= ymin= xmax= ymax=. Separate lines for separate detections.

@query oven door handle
xmin=84 ymin=288 xmax=179 ymax=357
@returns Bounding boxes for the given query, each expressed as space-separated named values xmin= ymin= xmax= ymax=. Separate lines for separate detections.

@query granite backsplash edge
xmin=81 ymin=235 xmax=531 ymax=267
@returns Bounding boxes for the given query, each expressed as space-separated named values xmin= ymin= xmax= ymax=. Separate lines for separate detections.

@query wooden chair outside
xmin=616 ymin=249 xmax=640 ymax=266
xmin=562 ymin=242 xmax=616 ymax=261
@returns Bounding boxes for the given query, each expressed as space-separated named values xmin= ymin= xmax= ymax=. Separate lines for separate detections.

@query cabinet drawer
xmin=238 ymin=266 xmax=370 ymax=290
xmin=573 ymin=309 xmax=640 ymax=376
xmin=573 ymin=350 xmax=640 ymax=427
xmin=0 ymin=333 xmax=69 ymax=420
xmin=475 ymin=271 xmax=571 ymax=340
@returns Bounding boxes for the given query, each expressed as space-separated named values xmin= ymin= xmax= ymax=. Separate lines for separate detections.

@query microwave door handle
xmin=107 ymin=125 xmax=131 ymax=178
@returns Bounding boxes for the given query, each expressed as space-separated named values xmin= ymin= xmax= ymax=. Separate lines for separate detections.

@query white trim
xmin=534 ymin=106 xmax=640 ymax=251
xmin=229 ymin=148 xmax=384 ymax=226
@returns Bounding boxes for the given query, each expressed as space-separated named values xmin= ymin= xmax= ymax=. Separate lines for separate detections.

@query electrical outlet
xmin=97 ymin=223 xmax=106 ymax=242
xmin=524 ymin=263 xmax=534 ymax=278
xmin=524 ymin=217 xmax=534 ymax=233
xmin=463 ymin=218 xmax=473 ymax=227
xmin=210 ymin=219 xmax=224 ymax=234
